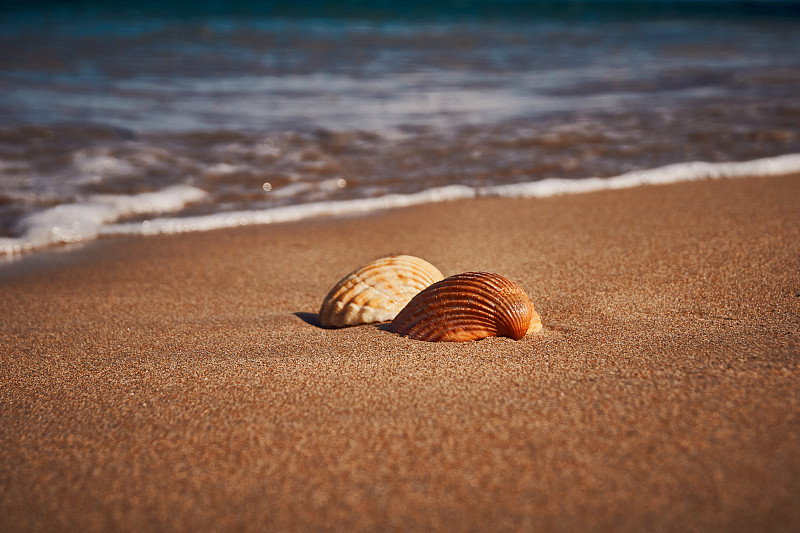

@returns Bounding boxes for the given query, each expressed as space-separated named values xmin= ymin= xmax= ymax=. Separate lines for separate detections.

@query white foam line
xmin=481 ymin=153 xmax=800 ymax=198
xmin=102 ymin=153 xmax=800 ymax=238
xmin=3 ymin=153 xmax=799 ymax=257
xmin=0 ymin=185 xmax=207 ymax=256
xmin=102 ymin=185 xmax=477 ymax=236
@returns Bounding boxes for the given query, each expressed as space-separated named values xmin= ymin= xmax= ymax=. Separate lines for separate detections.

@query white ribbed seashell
xmin=318 ymin=255 xmax=444 ymax=328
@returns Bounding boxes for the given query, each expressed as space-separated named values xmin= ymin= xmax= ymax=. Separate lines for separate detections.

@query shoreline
xmin=2 ymin=174 xmax=799 ymax=531
xmin=3 ymin=152 xmax=800 ymax=259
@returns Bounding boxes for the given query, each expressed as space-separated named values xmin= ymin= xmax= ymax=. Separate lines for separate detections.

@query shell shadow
xmin=373 ymin=322 xmax=393 ymax=333
xmin=294 ymin=312 xmax=322 ymax=328
xmin=294 ymin=311 xmax=396 ymax=334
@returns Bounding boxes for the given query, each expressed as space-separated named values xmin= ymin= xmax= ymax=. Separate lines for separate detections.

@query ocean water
xmin=1 ymin=0 xmax=799 ymax=256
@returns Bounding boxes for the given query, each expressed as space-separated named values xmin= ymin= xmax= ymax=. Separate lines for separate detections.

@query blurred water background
xmin=1 ymin=0 xmax=799 ymax=255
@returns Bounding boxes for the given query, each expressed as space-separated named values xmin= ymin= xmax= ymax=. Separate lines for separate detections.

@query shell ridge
xmin=437 ymin=279 xmax=507 ymax=330
xmin=319 ymin=255 xmax=444 ymax=328
xmin=388 ymin=271 xmax=537 ymax=341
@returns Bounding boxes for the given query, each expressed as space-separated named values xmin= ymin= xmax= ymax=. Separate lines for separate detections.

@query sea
xmin=1 ymin=0 xmax=800 ymax=257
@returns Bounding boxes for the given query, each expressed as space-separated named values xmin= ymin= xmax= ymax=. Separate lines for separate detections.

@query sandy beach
xmin=1 ymin=173 xmax=799 ymax=531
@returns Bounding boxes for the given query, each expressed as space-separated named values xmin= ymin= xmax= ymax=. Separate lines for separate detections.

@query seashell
xmin=318 ymin=255 xmax=444 ymax=328
xmin=388 ymin=272 xmax=542 ymax=342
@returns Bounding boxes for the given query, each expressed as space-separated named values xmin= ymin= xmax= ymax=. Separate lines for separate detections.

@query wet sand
xmin=1 ymin=174 xmax=799 ymax=532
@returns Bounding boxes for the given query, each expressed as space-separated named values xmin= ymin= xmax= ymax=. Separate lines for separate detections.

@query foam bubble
xmin=72 ymin=150 xmax=136 ymax=182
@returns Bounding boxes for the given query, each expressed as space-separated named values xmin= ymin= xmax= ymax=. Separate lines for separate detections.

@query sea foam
xmin=0 ymin=185 xmax=207 ymax=256
xmin=2 ymin=154 xmax=799 ymax=257
xmin=104 ymin=153 xmax=800 ymax=238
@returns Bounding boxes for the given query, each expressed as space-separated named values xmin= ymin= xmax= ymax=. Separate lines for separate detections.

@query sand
xmin=1 ymin=174 xmax=799 ymax=532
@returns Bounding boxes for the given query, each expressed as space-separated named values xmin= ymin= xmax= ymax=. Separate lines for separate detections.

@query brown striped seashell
xmin=388 ymin=272 xmax=542 ymax=342
xmin=318 ymin=255 xmax=444 ymax=328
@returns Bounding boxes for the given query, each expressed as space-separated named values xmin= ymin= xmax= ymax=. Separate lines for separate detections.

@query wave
xmin=2 ymin=153 xmax=799 ymax=258
xmin=0 ymin=185 xmax=206 ymax=257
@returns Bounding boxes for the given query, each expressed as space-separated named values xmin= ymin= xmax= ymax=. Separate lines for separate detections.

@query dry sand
xmin=1 ymin=174 xmax=799 ymax=532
